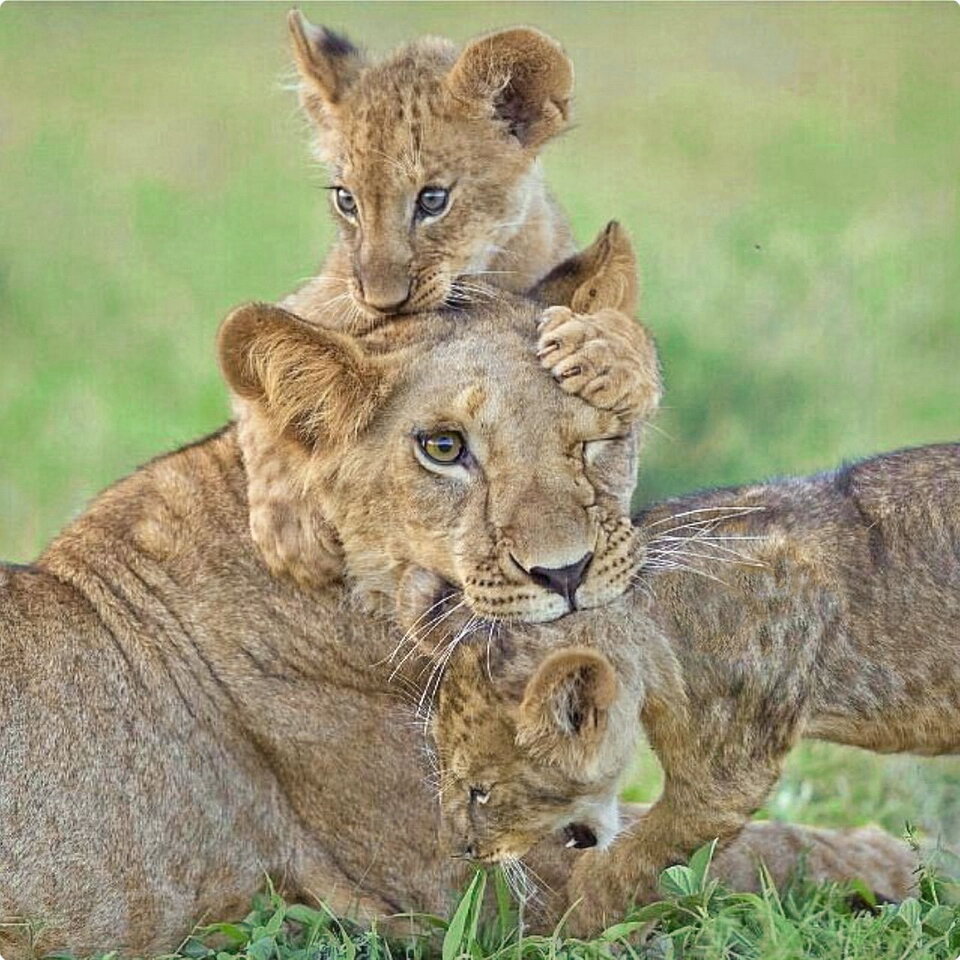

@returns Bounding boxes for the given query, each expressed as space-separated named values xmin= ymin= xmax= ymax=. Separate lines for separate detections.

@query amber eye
xmin=419 ymin=430 xmax=466 ymax=465
xmin=417 ymin=186 xmax=450 ymax=218
xmin=334 ymin=187 xmax=357 ymax=217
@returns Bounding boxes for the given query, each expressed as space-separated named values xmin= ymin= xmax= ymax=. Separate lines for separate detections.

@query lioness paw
xmin=537 ymin=306 xmax=661 ymax=422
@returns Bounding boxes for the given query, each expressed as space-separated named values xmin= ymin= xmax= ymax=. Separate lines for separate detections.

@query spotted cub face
xmin=289 ymin=13 xmax=573 ymax=320
xmin=432 ymin=645 xmax=637 ymax=863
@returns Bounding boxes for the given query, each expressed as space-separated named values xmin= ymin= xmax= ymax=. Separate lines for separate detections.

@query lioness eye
xmin=419 ymin=430 xmax=465 ymax=465
xmin=334 ymin=187 xmax=357 ymax=217
xmin=469 ymin=786 xmax=490 ymax=805
xmin=417 ymin=186 xmax=449 ymax=218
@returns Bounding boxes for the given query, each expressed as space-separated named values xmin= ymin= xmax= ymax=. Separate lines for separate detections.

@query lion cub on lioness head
xmin=241 ymin=221 xmax=662 ymax=596
xmin=285 ymin=12 xmax=575 ymax=326
xmin=251 ymin=15 xmax=656 ymax=591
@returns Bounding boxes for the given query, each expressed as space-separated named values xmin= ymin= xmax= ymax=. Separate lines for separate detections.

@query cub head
xmin=289 ymin=11 xmax=573 ymax=319
xmin=432 ymin=643 xmax=637 ymax=863
xmin=218 ymin=229 xmax=656 ymax=622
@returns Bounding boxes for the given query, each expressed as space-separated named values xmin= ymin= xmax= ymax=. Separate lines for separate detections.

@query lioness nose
xmin=528 ymin=552 xmax=593 ymax=603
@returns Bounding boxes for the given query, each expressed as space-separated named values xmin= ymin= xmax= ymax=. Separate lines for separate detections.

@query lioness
xmin=0 ymin=281 xmax=912 ymax=956
xmin=414 ymin=442 xmax=959 ymax=933
xmin=268 ymin=15 xmax=655 ymax=588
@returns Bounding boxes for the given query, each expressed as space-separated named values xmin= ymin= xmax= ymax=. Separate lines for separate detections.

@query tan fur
xmin=243 ymin=226 xmax=660 ymax=600
xmin=2 ymin=287 xmax=926 ymax=953
xmin=285 ymin=14 xmax=575 ymax=325
xmin=420 ymin=443 xmax=960 ymax=932
xmin=0 ymin=284 xmax=655 ymax=954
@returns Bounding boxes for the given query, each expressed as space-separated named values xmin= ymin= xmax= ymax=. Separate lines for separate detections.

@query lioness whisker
xmin=637 ymin=558 xmax=732 ymax=587
xmin=395 ymin=599 xmax=468 ymax=676
xmin=380 ymin=592 xmax=462 ymax=668
xmin=416 ymin=622 xmax=474 ymax=720
xmin=648 ymin=546 xmax=765 ymax=570
xmin=642 ymin=504 xmax=766 ymax=530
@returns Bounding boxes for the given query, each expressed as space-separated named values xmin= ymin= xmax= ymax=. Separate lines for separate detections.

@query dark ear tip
xmin=287 ymin=8 xmax=306 ymax=38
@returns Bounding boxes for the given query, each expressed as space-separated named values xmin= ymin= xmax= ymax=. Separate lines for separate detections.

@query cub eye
xmin=334 ymin=187 xmax=357 ymax=218
xmin=417 ymin=186 xmax=450 ymax=218
xmin=419 ymin=430 xmax=466 ymax=465
xmin=469 ymin=786 xmax=491 ymax=805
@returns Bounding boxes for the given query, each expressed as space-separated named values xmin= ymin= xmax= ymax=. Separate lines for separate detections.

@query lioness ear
xmin=218 ymin=301 xmax=388 ymax=447
xmin=288 ymin=10 xmax=363 ymax=125
xmin=516 ymin=648 xmax=617 ymax=777
xmin=530 ymin=220 xmax=639 ymax=315
xmin=447 ymin=28 xmax=573 ymax=149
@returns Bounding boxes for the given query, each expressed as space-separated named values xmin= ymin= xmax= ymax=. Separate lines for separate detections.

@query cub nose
xmin=357 ymin=274 xmax=411 ymax=314
xmin=528 ymin=552 xmax=593 ymax=604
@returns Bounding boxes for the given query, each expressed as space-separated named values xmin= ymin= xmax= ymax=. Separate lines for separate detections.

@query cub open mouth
xmin=563 ymin=822 xmax=598 ymax=849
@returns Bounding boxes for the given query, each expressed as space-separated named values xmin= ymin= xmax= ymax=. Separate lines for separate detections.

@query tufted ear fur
xmin=446 ymin=28 xmax=573 ymax=149
xmin=530 ymin=220 xmax=639 ymax=316
xmin=218 ymin=301 xmax=389 ymax=448
xmin=516 ymin=647 xmax=618 ymax=779
xmin=288 ymin=10 xmax=364 ymax=126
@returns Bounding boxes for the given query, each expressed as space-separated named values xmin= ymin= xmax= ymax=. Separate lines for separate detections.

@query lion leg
xmin=565 ymin=756 xmax=786 ymax=935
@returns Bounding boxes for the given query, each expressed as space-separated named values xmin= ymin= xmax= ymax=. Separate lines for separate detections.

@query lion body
xmin=429 ymin=443 xmax=960 ymax=932
xmin=1 ymin=292 xmax=924 ymax=953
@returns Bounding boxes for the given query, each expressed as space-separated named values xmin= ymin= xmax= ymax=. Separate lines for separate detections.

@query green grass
xmin=64 ymin=848 xmax=960 ymax=960
xmin=2 ymin=3 xmax=960 ymax=956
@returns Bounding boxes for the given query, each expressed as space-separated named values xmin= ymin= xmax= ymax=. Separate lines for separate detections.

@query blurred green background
xmin=1 ymin=3 xmax=959 ymax=850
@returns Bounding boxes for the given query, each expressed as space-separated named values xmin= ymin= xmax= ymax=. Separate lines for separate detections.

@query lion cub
xmin=285 ymin=12 xmax=575 ymax=325
xmin=427 ymin=643 xmax=916 ymax=918
xmin=283 ymin=13 xmax=648 ymax=401
xmin=415 ymin=442 xmax=960 ymax=932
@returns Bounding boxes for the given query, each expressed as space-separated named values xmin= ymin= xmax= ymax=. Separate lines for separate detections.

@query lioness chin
xmin=415 ymin=442 xmax=959 ymax=935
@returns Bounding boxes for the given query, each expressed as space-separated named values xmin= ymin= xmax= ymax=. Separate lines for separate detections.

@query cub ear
xmin=288 ymin=10 xmax=363 ymax=124
xmin=530 ymin=220 xmax=639 ymax=315
xmin=447 ymin=28 xmax=573 ymax=149
xmin=217 ymin=301 xmax=389 ymax=447
xmin=516 ymin=647 xmax=618 ymax=778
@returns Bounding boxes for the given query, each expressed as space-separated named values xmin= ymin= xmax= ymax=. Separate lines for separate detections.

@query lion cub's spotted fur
xmin=420 ymin=444 xmax=960 ymax=932
xmin=284 ymin=13 xmax=575 ymax=327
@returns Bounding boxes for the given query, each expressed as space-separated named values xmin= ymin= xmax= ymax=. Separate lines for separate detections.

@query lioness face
xmin=433 ymin=646 xmax=633 ymax=864
xmin=327 ymin=307 xmax=641 ymax=622
xmin=218 ymin=295 xmax=643 ymax=623
xmin=289 ymin=15 xmax=573 ymax=320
